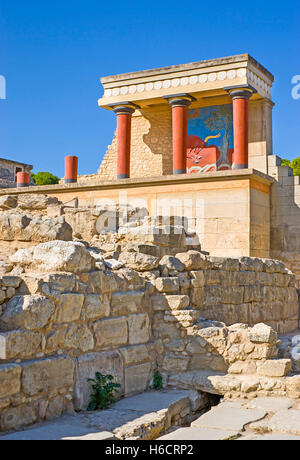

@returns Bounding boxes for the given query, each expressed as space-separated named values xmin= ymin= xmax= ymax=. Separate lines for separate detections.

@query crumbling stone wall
xmin=0 ymin=240 xmax=298 ymax=432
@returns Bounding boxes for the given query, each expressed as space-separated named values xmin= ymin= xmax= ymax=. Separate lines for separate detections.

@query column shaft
xmin=172 ymin=104 xmax=188 ymax=174
xmin=232 ymin=97 xmax=249 ymax=169
xmin=65 ymin=156 xmax=78 ymax=183
xmin=116 ymin=112 xmax=132 ymax=179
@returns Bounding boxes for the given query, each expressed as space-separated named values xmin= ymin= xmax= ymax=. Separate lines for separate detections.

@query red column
xmin=164 ymin=95 xmax=194 ymax=174
xmin=17 ymin=172 xmax=30 ymax=187
xmin=65 ymin=156 xmax=78 ymax=183
xmin=227 ymin=88 xmax=254 ymax=169
xmin=113 ymin=106 xmax=135 ymax=179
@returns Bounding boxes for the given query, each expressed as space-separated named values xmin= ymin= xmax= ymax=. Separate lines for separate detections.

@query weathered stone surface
xmin=63 ymin=324 xmax=94 ymax=352
xmin=120 ymin=345 xmax=149 ymax=366
xmin=54 ymin=293 xmax=84 ymax=323
xmin=159 ymin=255 xmax=185 ymax=274
xmin=23 ymin=216 xmax=73 ymax=242
xmin=119 ymin=252 xmax=159 ymax=271
xmin=74 ymin=351 xmax=124 ymax=410
xmin=159 ymin=427 xmax=238 ymax=440
xmin=21 ymin=356 xmax=74 ymax=397
xmin=124 ymin=362 xmax=151 ymax=396
xmin=84 ymin=294 xmax=110 ymax=320
xmin=0 ymin=330 xmax=42 ymax=360
xmin=1 ymin=295 xmax=55 ymax=330
xmin=191 ymin=403 xmax=266 ymax=431
xmin=0 ymin=364 xmax=21 ymax=398
xmin=11 ymin=241 xmax=95 ymax=273
xmin=17 ymin=194 xmax=60 ymax=210
xmin=128 ymin=313 xmax=150 ymax=345
xmin=0 ymin=195 xmax=17 ymax=209
xmin=250 ymin=409 xmax=300 ymax=435
xmin=1 ymin=276 xmax=22 ymax=288
xmin=0 ymin=403 xmax=39 ymax=432
xmin=249 ymin=323 xmax=278 ymax=344
xmin=155 ymin=277 xmax=179 ymax=293
xmin=175 ymin=251 xmax=207 ymax=270
xmin=39 ymin=273 xmax=76 ymax=294
xmin=245 ymin=397 xmax=294 ymax=412
xmin=93 ymin=317 xmax=128 ymax=348
xmin=257 ymin=359 xmax=292 ymax=377
xmin=165 ymin=295 xmax=190 ymax=310
xmin=111 ymin=290 xmax=144 ymax=316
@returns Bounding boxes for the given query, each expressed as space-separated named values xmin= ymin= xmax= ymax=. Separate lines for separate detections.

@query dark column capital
xmin=108 ymin=101 xmax=140 ymax=115
xmin=163 ymin=93 xmax=196 ymax=108
xmin=224 ymin=85 xmax=257 ymax=100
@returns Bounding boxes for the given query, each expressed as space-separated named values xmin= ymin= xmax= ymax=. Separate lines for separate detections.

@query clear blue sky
xmin=0 ymin=1 xmax=298 ymax=177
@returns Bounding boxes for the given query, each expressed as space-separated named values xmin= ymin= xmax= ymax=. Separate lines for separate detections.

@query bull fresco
xmin=187 ymin=103 xmax=234 ymax=173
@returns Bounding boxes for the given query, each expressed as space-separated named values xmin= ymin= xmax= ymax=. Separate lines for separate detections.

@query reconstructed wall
xmin=0 ymin=240 xmax=298 ymax=432
xmin=267 ymin=155 xmax=300 ymax=288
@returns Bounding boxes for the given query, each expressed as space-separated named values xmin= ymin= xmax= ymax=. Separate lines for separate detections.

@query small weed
xmin=152 ymin=371 xmax=163 ymax=390
xmin=87 ymin=372 xmax=121 ymax=411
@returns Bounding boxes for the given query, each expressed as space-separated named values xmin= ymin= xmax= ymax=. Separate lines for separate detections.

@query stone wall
xmin=0 ymin=241 xmax=298 ymax=431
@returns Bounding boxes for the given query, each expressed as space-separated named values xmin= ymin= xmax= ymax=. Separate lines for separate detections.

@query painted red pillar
xmin=109 ymin=104 xmax=139 ymax=179
xmin=164 ymin=94 xmax=195 ymax=174
xmin=65 ymin=156 xmax=78 ymax=183
xmin=226 ymin=87 xmax=255 ymax=169
xmin=17 ymin=172 xmax=30 ymax=187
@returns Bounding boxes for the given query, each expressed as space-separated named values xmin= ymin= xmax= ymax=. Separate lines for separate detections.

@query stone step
xmin=158 ymin=427 xmax=239 ymax=440
xmin=0 ymin=389 xmax=208 ymax=440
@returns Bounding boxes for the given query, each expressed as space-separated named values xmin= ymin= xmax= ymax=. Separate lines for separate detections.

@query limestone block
xmin=119 ymin=252 xmax=159 ymax=271
xmin=209 ymin=257 xmax=240 ymax=271
xmin=190 ymin=271 xmax=205 ymax=288
xmin=0 ymin=403 xmax=39 ymax=432
xmin=93 ymin=317 xmax=128 ymax=348
xmin=124 ymin=362 xmax=151 ymax=396
xmin=151 ymin=294 xmax=169 ymax=311
xmin=228 ymin=361 xmax=257 ymax=375
xmin=165 ymin=295 xmax=190 ymax=310
xmin=111 ymin=290 xmax=144 ymax=316
xmin=158 ymin=255 xmax=185 ymax=274
xmin=175 ymin=251 xmax=208 ymax=270
xmin=239 ymin=257 xmax=264 ymax=272
xmin=45 ymin=395 xmax=64 ymax=421
xmin=22 ymin=216 xmax=72 ymax=242
xmin=0 ymin=363 xmax=21 ymax=398
xmin=11 ymin=241 xmax=95 ymax=273
xmin=63 ymin=324 xmax=94 ymax=352
xmin=204 ymin=285 xmax=222 ymax=306
xmin=0 ymin=330 xmax=42 ymax=360
xmin=21 ymin=356 xmax=74 ymax=397
xmin=84 ymin=294 xmax=110 ymax=320
xmin=1 ymin=276 xmax=22 ymax=288
xmin=162 ymin=354 xmax=189 ymax=373
xmin=74 ymin=351 xmax=124 ymax=410
xmin=128 ymin=313 xmax=150 ymax=345
xmin=17 ymin=194 xmax=59 ymax=210
xmin=54 ymin=293 xmax=84 ymax=323
xmin=0 ymin=195 xmax=17 ymax=209
xmin=155 ymin=277 xmax=179 ymax=293
xmin=257 ymin=359 xmax=292 ymax=377
xmin=39 ymin=273 xmax=76 ymax=294
xmin=263 ymin=258 xmax=286 ymax=273
xmin=221 ymin=286 xmax=244 ymax=304
xmin=237 ymin=271 xmax=257 ymax=285
xmin=249 ymin=323 xmax=278 ymax=344
xmin=120 ymin=344 xmax=149 ymax=366
xmin=1 ymin=295 xmax=55 ymax=330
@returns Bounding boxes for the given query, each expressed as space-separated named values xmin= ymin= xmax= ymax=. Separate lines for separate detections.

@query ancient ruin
xmin=0 ymin=54 xmax=300 ymax=440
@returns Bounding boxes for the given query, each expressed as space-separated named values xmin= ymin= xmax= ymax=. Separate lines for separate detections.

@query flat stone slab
xmin=245 ymin=398 xmax=295 ymax=412
xmin=158 ymin=427 xmax=239 ymax=441
xmin=192 ymin=403 xmax=266 ymax=431
xmin=112 ymin=390 xmax=190 ymax=412
xmin=0 ymin=415 xmax=115 ymax=441
xmin=250 ymin=409 xmax=300 ymax=436
xmin=240 ymin=433 xmax=300 ymax=441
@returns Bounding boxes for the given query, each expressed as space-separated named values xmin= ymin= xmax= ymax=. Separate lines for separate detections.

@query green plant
xmin=281 ymin=157 xmax=300 ymax=176
xmin=87 ymin=372 xmax=121 ymax=411
xmin=152 ymin=371 xmax=163 ymax=390
xmin=31 ymin=171 xmax=60 ymax=185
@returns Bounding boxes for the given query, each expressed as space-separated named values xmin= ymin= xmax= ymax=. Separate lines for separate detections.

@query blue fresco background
xmin=188 ymin=104 xmax=234 ymax=167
